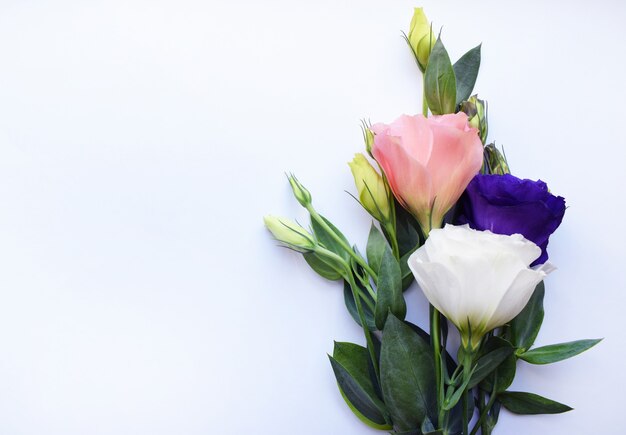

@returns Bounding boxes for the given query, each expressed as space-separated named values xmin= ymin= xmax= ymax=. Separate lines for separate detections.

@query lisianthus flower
xmin=371 ymin=113 xmax=483 ymax=235
xmin=408 ymin=224 xmax=553 ymax=349
xmin=457 ymin=174 xmax=566 ymax=265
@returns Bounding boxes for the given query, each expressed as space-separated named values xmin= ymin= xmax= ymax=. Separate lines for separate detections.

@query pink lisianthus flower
xmin=371 ymin=113 xmax=483 ymax=235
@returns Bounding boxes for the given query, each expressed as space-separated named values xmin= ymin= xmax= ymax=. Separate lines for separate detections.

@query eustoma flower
xmin=408 ymin=225 xmax=553 ymax=349
xmin=371 ymin=113 xmax=483 ymax=234
xmin=458 ymin=174 xmax=566 ymax=265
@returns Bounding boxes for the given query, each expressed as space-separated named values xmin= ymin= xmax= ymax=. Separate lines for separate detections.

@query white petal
xmin=486 ymin=268 xmax=547 ymax=330
xmin=408 ymin=255 xmax=462 ymax=325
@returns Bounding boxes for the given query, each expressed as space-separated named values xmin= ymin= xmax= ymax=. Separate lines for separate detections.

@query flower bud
xmin=408 ymin=8 xmax=436 ymax=71
xmin=483 ymin=144 xmax=510 ymax=175
xmin=460 ymin=95 xmax=488 ymax=144
xmin=348 ymin=153 xmax=391 ymax=222
xmin=264 ymin=215 xmax=316 ymax=253
xmin=287 ymin=174 xmax=312 ymax=207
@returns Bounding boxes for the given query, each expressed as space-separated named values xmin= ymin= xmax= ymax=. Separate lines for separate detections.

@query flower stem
xmin=430 ymin=306 xmax=445 ymax=427
xmin=307 ymin=206 xmax=378 ymax=281
xmin=461 ymin=350 xmax=474 ymax=435
xmin=470 ymin=382 xmax=499 ymax=435
xmin=422 ymin=81 xmax=429 ymax=117
xmin=345 ymin=271 xmax=380 ymax=378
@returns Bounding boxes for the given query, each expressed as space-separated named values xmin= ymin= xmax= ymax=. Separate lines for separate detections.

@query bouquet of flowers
xmin=264 ymin=7 xmax=599 ymax=435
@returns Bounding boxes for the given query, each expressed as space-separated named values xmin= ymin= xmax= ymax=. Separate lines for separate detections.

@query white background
xmin=0 ymin=0 xmax=623 ymax=434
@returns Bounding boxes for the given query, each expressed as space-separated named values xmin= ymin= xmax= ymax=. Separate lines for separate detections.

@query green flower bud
xmin=348 ymin=153 xmax=391 ymax=222
xmin=460 ymin=95 xmax=488 ymax=144
xmin=264 ymin=215 xmax=316 ymax=253
xmin=483 ymin=144 xmax=510 ymax=175
xmin=287 ymin=174 xmax=312 ymax=207
xmin=408 ymin=8 xmax=436 ymax=71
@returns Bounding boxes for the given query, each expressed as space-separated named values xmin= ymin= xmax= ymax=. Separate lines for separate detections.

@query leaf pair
xmin=367 ymin=224 xmax=407 ymax=330
xmin=425 ymin=38 xmax=481 ymax=115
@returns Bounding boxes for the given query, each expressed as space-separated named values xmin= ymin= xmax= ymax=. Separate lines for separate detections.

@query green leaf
xmin=393 ymin=199 xmax=420 ymax=256
xmin=310 ymin=214 xmax=351 ymax=262
xmin=337 ymin=387 xmax=392 ymax=430
xmin=519 ymin=339 xmax=602 ymax=365
xmin=509 ymin=282 xmax=545 ymax=351
xmin=380 ymin=313 xmax=436 ymax=432
xmin=303 ymin=252 xmax=342 ymax=280
xmin=422 ymin=418 xmax=444 ymax=435
xmin=399 ymin=247 xmax=418 ymax=291
xmin=479 ymin=337 xmax=516 ymax=394
xmin=374 ymin=248 xmax=406 ymax=330
xmin=468 ymin=346 xmax=514 ymax=389
xmin=424 ymin=37 xmax=457 ymax=115
xmin=453 ymin=44 xmax=481 ymax=105
xmin=344 ymin=280 xmax=377 ymax=331
xmin=498 ymin=391 xmax=572 ymax=415
xmin=330 ymin=342 xmax=390 ymax=429
xmin=366 ymin=224 xmax=388 ymax=274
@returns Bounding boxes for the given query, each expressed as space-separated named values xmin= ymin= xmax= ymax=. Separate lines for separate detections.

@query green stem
xmin=470 ymin=385 xmax=498 ymax=435
xmin=386 ymin=223 xmax=401 ymax=260
xmin=345 ymin=271 xmax=380 ymax=379
xmin=431 ymin=306 xmax=444 ymax=427
xmin=478 ymin=390 xmax=486 ymax=435
xmin=317 ymin=247 xmax=376 ymax=313
xmin=422 ymin=80 xmax=429 ymax=117
xmin=307 ymin=206 xmax=378 ymax=281
xmin=461 ymin=350 xmax=473 ymax=435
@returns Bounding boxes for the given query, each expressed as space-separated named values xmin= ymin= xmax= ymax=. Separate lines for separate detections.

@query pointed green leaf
xmin=510 ymin=282 xmax=545 ymax=351
xmin=303 ymin=252 xmax=343 ymax=280
xmin=344 ymin=280 xmax=377 ymax=331
xmin=330 ymin=342 xmax=390 ymax=429
xmin=468 ymin=346 xmax=513 ymax=389
xmin=479 ymin=337 xmax=516 ymax=394
xmin=366 ymin=223 xmax=388 ymax=274
xmin=424 ymin=37 xmax=457 ymax=115
xmin=453 ymin=44 xmax=481 ymax=105
xmin=380 ymin=313 xmax=436 ymax=432
xmin=374 ymin=247 xmax=406 ymax=330
xmin=498 ymin=391 xmax=572 ymax=415
xmin=310 ymin=214 xmax=351 ymax=262
xmin=519 ymin=339 xmax=601 ymax=365
xmin=394 ymin=200 xmax=420 ymax=257
xmin=400 ymin=246 xmax=418 ymax=291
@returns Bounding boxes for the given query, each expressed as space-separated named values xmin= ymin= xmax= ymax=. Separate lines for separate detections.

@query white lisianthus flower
xmin=408 ymin=224 xmax=554 ymax=349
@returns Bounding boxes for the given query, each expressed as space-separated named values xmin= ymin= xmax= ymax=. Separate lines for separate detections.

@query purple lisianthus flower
xmin=457 ymin=174 xmax=566 ymax=265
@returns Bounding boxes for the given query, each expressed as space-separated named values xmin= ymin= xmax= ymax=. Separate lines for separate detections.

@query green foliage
xmin=343 ymin=280 xmax=377 ymax=331
xmin=498 ymin=392 xmax=572 ymax=415
xmin=468 ymin=346 xmax=514 ymax=389
xmin=453 ymin=45 xmax=481 ymax=105
xmin=329 ymin=342 xmax=391 ymax=429
xmin=424 ymin=37 xmax=457 ymax=115
xmin=380 ymin=314 xmax=436 ymax=433
xmin=519 ymin=339 xmax=602 ymax=365
xmin=375 ymin=248 xmax=406 ymax=330
xmin=366 ymin=223 xmax=388 ymax=274
xmin=509 ymin=282 xmax=545 ymax=351
xmin=310 ymin=214 xmax=351 ymax=262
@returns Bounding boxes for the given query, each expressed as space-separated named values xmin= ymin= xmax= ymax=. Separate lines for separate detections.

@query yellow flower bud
xmin=264 ymin=216 xmax=316 ymax=252
xmin=408 ymin=8 xmax=435 ymax=71
xmin=348 ymin=154 xmax=391 ymax=222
